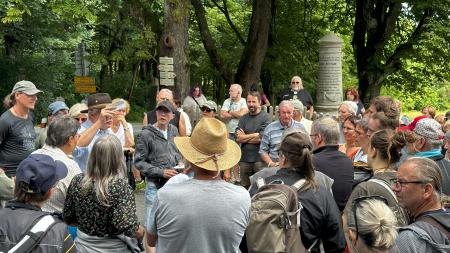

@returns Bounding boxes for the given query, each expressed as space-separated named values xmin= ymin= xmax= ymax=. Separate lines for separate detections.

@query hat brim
xmin=174 ymin=136 xmax=241 ymax=171
xmin=156 ymin=105 xmax=174 ymax=114
xmin=21 ymin=88 xmax=42 ymax=95
xmin=54 ymin=160 xmax=69 ymax=180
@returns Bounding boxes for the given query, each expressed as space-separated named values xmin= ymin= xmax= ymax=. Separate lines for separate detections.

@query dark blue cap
xmin=16 ymin=154 xmax=68 ymax=194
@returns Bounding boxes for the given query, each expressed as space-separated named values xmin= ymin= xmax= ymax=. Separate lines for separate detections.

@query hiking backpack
xmin=246 ymin=178 xmax=316 ymax=253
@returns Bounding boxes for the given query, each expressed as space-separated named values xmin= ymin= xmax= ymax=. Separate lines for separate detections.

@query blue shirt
xmin=259 ymin=119 xmax=305 ymax=160
xmin=72 ymin=120 xmax=113 ymax=171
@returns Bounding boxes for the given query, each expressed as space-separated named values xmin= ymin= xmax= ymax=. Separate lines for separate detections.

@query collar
xmin=5 ymin=200 xmax=42 ymax=211
xmin=414 ymin=149 xmax=442 ymax=158
xmin=313 ymin=145 xmax=339 ymax=154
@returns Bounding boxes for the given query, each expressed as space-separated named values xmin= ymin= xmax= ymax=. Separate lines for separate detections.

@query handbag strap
xmin=8 ymin=215 xmax=57 ymax=253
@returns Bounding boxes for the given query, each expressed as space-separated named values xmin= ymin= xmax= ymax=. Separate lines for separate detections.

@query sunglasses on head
xmin=352 ymin=195 xmax=388 ymax=242
xmin=201 ymin=107 xmax=214 ymax=113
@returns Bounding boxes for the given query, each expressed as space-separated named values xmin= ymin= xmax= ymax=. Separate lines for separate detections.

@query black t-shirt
xmin=278 ymin=89 xmax=314 ymax=109
xmin=0 ymin=110 xmax=36 ymax=176
xmin=237 ymin=111 xmax=271 ymax=163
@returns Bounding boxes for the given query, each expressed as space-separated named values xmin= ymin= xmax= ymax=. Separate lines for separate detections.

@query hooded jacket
xmin=395 ymin=209 xmax=450 ymax=253
xmin=135 ymin=124 xmax=182 ymax=188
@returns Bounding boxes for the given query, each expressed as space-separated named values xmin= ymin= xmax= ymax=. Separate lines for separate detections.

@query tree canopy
xmin=0 ymin=0 xmax=449 ymax=121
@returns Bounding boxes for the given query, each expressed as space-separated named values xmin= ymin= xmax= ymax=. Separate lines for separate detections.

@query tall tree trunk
xmin=159 ymin=0 xmax=190 ymax=99
xmin=352 ymin=1 xmax=433 ymax=103
xmin=234 ymin=0 xmax=273 ymax=92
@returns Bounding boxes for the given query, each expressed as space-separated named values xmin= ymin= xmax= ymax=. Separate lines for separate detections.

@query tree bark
xmin=159 ymin=0 xmax=190 ymax=99
xmin=234 ymin=0 xmax=273 ymax=92
xmin=191 ymin=0 xmax=234 ymax=85
xmin=352 ymin=0 xmax=434 ymax=102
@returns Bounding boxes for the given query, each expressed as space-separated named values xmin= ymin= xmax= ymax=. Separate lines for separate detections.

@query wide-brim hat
xmin=174 ymin=118 xmax=241 ymax=171
xmin=11 ymin=80 xmax=42 ymax=95
xmin=80 ymin=93 xmax=112 ymax=113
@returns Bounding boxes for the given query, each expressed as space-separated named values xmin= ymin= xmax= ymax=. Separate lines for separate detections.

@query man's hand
xmin=99 ymin=108 xmax=115 ymax=129
xmin=163 ymin=169 xmax=178 ymax=179
xmin=236 ymin=128 xmax=245 ymax=138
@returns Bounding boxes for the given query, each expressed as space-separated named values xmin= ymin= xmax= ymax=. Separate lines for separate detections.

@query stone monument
xmin=315 ymin=32 xmax=343 ymax=117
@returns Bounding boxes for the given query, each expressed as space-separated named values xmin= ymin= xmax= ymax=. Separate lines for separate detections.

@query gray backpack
xmin=246 ymin=178 xmax=317 ymax=253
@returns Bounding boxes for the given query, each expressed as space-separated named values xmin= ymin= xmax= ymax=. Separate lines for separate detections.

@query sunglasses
xmin=352 ymin=195 xmax=388 ymax=242
xmin=291 ymin=82 xmax=300 ymax=84
xmin=74 ymin=117 xmax=87 ymax=123
xmin=201 ymin=107 xmax=214 ymax=113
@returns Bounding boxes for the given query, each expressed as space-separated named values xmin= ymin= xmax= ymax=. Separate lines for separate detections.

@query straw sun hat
xmin=174 ymin=118 xmax=241 ymax=171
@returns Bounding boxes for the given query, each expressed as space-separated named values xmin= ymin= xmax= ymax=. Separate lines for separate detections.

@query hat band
xmin=190 ymin=139 xmax=225 ymax=171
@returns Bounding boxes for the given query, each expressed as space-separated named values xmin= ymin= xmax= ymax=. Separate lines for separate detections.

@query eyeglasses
xmin=352 ymin=195 xmax=388 ymax=242
xmin=392 ymin=179 xmax=431 ymax=190
xmin=201 ymin=107 xmax=214 ymax=113
xmin=74 ymin=117 xmax=87 ymax=123
xmin=309 ymin=134 xmax=318 ymax=138
xmin=291 ymin=82 xmax=300 ymax=84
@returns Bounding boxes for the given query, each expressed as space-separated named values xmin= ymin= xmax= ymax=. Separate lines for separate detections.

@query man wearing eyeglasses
xmin=278 ymin=76 xmax=314 ymax=119
xmin=393 ymin=157 xmax=450 ymax=252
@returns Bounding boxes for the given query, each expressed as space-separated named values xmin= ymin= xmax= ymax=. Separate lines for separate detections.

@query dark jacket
xmin=396 ymin=209 xmax=450 ymax=252
xmin=135 ymin=124 xmax=182 ymax=188
xmin=260 ymin=169 xmax=346 ymax=253
xmin=0 ymin=201 xmax=75 ymax=253
xmin=313 ymin=145 xmax=354 ymax=211
xmin=429 ymin=154 xmax=450 ymax=195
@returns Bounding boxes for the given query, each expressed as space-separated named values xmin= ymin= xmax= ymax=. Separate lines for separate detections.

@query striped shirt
xmin=33 ymin=145 xmax=82 ymax=213
xmin=259 ymin=119 xmax=306 ymax=160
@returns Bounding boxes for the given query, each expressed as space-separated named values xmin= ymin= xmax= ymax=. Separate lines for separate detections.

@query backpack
xmin=368 ymin=178 xmax=409 ymax=226
xmin=246 ymin=178 xmax=316 ymax=253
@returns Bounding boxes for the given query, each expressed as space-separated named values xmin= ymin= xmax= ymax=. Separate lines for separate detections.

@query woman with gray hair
xmin=64 ymin=135 xmax=144 ymax=252
xmin=343 ymin=196 xmax=398 ymax=253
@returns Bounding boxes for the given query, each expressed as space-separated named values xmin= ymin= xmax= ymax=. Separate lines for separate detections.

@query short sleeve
xmin=221 ymin=99 xmax=231 ymax=111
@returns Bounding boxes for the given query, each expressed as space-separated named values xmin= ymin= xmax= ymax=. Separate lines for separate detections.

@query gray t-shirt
xmin=237 ymin=111 xmax=271 ymax=163
xmin=0 ymin=110 xmax=36 ymax=176
xmin=148 ymin=179 xmax=250 ymax=253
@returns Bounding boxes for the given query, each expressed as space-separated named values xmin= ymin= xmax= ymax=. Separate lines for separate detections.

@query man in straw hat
xmin=72 ymin=93 xmax=114 ymax=171
xmin=146 ymin=117 xmax=251 ymax=253
xmin=0 ymin=80 xmax=42 ymax=177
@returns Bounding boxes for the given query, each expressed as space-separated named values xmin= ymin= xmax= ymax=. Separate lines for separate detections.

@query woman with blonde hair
xmin=343 ymin=197 xmax=398 ymax=253
xmin=64 ymin=135 xmax=144 ymax=252
xmin=111 ymin=98 xmax=134 ymax=148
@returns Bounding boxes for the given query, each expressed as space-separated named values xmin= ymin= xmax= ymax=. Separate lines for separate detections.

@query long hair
xmin=279 ymin=131 xmax=317 ymax=191
xmin=81 ymin=135 xmax=127 ymax=206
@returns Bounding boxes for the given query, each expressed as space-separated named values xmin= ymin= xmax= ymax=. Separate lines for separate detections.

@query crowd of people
xmin=0 ymin=77 xmax=449 ymax=253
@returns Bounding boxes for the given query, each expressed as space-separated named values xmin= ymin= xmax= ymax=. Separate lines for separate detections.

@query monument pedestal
xmin=315 ymin=32 xmax=343 ymax=118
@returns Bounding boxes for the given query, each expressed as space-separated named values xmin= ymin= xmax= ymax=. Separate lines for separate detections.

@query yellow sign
xmin=74 ymin=76 xmax=96 ymax=93
xmin=74 ymin=76 xmax=95 ymax=85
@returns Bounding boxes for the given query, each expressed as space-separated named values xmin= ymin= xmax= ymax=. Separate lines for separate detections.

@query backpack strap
xmin=256 ymin=178 xmax=266 ymax=189
xmin=8 ymin=215 xmax=58 ymax=253
xmin=368 ymin=178 xmax=397 ymax=203
xmin=291 ymin=179 xmax=307 ymax=192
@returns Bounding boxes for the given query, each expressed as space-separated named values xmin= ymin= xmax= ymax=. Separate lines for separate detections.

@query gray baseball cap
xmin=11 ymin=80 xmax=42 ymax=95
xmin=201 ymin=101 xmax=217 ymax=112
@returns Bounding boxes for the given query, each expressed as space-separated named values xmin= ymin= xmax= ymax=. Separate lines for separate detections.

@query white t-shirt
xmin=111 ymin=123 xmax=134 ymax=146
xmin=221 ymin=97 xmax=247 ymax=133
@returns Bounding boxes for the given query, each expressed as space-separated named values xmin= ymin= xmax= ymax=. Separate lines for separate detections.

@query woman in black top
xmin=259 ymin=131 xmax=345 ymax=253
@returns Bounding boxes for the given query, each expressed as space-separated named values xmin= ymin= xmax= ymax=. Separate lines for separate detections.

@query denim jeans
xmin=144 ymin=181 xmax=158 ymax=229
